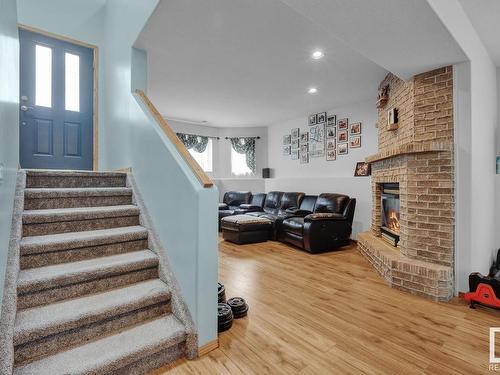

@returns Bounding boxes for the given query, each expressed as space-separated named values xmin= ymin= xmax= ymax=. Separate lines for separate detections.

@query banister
xmin=134 ymin=89 xmax=214 ymax=188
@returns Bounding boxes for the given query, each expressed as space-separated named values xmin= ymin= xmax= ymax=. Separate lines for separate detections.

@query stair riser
xmin=23 ymin=216 xmax=140 ymax=236
xmin=18 ymin=268 xmax=158 ymax=309
xmin=25 ymin=195 xmax=133 ymax=210
xmin=110 ymin=342 xmax=185 ymax=375
xmin=26 ymin=176 xmax=127 ymax=189
xmin=21 ymin=239 xmax=148 ymax=269
xmin=14 ymin=303 xmax=171 ymax=366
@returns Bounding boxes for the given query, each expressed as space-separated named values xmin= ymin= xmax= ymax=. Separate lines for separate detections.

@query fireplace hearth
xmin=380 ymin=183 xmax=400 ymax=247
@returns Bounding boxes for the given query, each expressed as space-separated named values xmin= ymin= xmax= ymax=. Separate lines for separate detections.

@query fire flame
xmin=387 ymin=210 xmax=400 ymax=233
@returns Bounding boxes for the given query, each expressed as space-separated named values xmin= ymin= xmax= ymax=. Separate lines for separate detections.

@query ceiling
xmin=458 ymin=0 xmax=500 ymax=66
xmin=135 ymin=0 xmax=466 ymax=128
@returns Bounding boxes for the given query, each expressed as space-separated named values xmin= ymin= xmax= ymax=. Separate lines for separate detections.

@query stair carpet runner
xmin=13 ymin=171 xmax=188 ymax=375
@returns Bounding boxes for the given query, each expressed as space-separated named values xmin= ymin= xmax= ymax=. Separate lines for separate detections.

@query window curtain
xmin=176 ymin=133 xmax=209 ymax=153
xmin=228 ymin=137 xmax=256 ymax=173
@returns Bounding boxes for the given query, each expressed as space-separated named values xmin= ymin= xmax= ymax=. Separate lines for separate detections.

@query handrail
xmin=134 ymin=89 xmax=214 ymax=188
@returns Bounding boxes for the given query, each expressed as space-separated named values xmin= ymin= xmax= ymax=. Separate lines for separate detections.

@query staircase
xmin=11 ymin=170 xmax=195 ymax=375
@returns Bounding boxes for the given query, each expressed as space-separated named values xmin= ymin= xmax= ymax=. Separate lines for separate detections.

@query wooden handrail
xmin=134 ymin=89 xmax=214 ymax=188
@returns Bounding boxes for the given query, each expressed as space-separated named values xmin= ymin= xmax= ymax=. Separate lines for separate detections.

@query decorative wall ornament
xmin=282 ymin=145 xmax=291 ymax=155
xmin=338 ymin=130 xmax=348 ymax=143
xmin=291 ymin=150 xmax=299 ymax=160
xmin=376 ymin=84 xmax=389 ymax=108
xmin=283 ymin=135 xmax=291 ymax=145
xmin=300 ymin=151 xmax=309 ymax=164
xmin=300 ymin=132 xmax=309 ymax=142
xmin=327 ymin=115 xmax=336 ymax=126
xmin=338 ymin=143 xmax=348 ymax=155
xmin=291 ymin=138 xmax=299 ymax=149
xmin=326 ymin=139 xmax=336 ymax=150
xmin=354 ymin=162 xmax=371 ymax=176
xmin=317 ymin=112 xmax=327 ymax=124
xmin=291 ymin=128 xmax=300 ymax=138
xmin=326 ymin=125 xmax=336 ymax=139
xmin=308 ymin=114 xmax=317 ymax=126
xmin=326 ymin=150 xmax=336 ymax=161
xmin=309 ymin=124 xmax=325 ymax=158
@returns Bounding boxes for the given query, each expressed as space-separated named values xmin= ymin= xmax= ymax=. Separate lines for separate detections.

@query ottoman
xmin=221 ymin=215 xmax=273 ymax=244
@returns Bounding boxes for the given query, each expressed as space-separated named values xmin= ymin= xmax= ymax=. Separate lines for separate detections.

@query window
xmin=35 ymin=44 xmax=52 ymax=107
xmin=231 ymin=147 xmax=253 ymax=176
xmin=189 ymin=138 xmax=213 ymax=172
xmin=65 ymin=52 xmax=80 ymax=112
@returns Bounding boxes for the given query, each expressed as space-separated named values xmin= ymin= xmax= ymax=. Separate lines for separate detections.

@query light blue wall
xmin=17 ymin=0 xmax=219 ymax=346
xmin=101 ymin=0 xmax=218 ymax=345
xmin=0 ymin=0 xmax=19 ymax=310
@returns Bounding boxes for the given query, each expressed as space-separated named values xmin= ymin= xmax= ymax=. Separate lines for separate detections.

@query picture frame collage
xmin=282 ymin=111 xmax=363 ymax=163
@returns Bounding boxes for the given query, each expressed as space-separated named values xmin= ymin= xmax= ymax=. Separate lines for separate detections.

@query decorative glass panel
xmin=35 ymin=45 xmax=52 ymax=108
xmin=65 ymin=52 xmax=80 ymax=112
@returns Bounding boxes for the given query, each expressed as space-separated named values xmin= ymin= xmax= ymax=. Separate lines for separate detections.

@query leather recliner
xmin=233 ymin=193 xmax=267 ymax=215
xmin=248 ymin=192 xmax=305 ymax=239
xmin=219 ymin=191 xmax=252 ymax=228
xmin=281 ymin=193 xmax=356 ymax=253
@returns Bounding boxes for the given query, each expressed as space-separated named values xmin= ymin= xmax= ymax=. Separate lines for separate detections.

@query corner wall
xmin=0 ymin=0 xmax=19 ymax=311
xmin=266 ymin=100 xmax=377 ymax=238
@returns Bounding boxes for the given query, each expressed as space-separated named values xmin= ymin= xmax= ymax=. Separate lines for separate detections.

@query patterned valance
xmin=176 ymin=133 xmax=209 ymax=153
xmin=228 ymin=137 xmax=256 ymax=173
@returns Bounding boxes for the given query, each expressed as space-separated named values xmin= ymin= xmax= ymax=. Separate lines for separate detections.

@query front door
xmin=19 ymin=29 xmax=94 ymax=170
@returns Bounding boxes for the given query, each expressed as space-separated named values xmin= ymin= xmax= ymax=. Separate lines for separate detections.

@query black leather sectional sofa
xmin=218 ymin=191 xmax=356 ymax=253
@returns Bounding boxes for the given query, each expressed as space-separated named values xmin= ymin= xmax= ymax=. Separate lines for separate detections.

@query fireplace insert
xmin=380 ymin=183 xmax=400 ymax=247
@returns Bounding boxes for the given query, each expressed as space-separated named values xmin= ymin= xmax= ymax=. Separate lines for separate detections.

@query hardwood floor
xmin=153 ymin=239 xmax=499 ymax=374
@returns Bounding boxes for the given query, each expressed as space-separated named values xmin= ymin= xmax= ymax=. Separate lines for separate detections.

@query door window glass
xmin=35 ymin=44 xmax=52 ymax=107
xmin=65 ymin=52 xmax=80 ymax=112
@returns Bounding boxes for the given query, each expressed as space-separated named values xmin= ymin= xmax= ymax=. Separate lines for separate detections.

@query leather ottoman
xmin=221 ymin=215 xmax=273 ymax=244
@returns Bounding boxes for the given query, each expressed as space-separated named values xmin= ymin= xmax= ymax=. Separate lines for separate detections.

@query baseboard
xmin=198 ymin=339 xmax=219 ymax=357
xmin=113 ymin=167 xmax=132 ymax=173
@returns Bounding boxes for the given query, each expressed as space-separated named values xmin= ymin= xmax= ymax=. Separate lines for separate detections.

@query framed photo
xmin=354 ymin=162 xmax=371 ymax=176
xmin=337 ymin=118 xmax=348 ymax=130
xmin=350 ymin=136 xmax=361 ymax=148
xmin=326 ymin=139 xmax=336 ymax=150
xmin=300 ymin=152 xmax=309 ymax=164
xmin=327 ymin=115 xmax=336 ymax=126
xmin=326 ymin=125 xmax=336 ymax=139
xmin=317 ymin=112 xmax=327 ymax=124
xmin=338 ymin=130 xmax=348 ymax=143
xmin=338 ymin=143 xmax=348 ymax=155
xmin=291 ymin=138 xmax=299 ymax=149
xmin=326 ymin=150 xmax=336 ymax=161
xmin=300 ymin=143 xmax=309 ymax=153
xmin=282 ymin=145 xmax=291 ymax=156
xmin=283 ymin=134 xmax=291 ymax=145
xmin=350 ymin=122 xmax=361 ymax=135
xmin=300 ymin=132 xmax=309 ymax=142
xmin=291 ymin=128 xmax=300 ymax=139
xmin=308 ymin=114 xmax=317 ymax=126
xmin=291 ymin=150 xmax=299 ymax=160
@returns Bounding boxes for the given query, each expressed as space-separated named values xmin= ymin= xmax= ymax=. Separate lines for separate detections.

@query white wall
xmin=428 ymin=0 xmax=498 ymax=288
xmin=266 ymin=99 xmax=378 ymax=238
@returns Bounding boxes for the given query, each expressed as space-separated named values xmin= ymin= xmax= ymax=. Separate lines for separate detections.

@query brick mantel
xmin=358 ymin=67 xmax=455 ymax=301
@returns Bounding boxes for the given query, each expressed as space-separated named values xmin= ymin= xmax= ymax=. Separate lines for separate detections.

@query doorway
xmin=19 ymin=28 xmax=96 ymax=170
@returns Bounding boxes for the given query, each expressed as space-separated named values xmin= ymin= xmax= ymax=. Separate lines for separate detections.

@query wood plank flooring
xmin=152 ymin=239 xmax=500 ymax=374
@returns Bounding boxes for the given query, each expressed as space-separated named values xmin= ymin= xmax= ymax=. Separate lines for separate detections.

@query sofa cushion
xmin=314 ymin=193 xmax=350 ymax=214
xmin=279 ymin=192 xmax=305 ymax=213
xmin=223 ymin=191 xmax=252 ymax=206
xmin=262 ymin=191 xmax=284 ymax=215
xmin=282 ymin=217 xmax=305 ymax=236
xmin=219 ymin=203 xmax=228 ymax=210
xmin=299 ymin=195 xmax=318 ymax=212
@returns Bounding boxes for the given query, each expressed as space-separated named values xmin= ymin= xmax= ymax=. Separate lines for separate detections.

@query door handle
xmin=20 ymin=105 xmax=34 ymax=112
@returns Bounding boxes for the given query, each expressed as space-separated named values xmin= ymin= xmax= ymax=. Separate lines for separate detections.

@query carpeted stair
xmin=11 ymin=170 xmax=195 ymax=375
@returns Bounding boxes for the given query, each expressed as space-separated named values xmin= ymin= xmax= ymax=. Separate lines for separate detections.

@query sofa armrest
xmin=219 ymin=203 xmax=228 ymax=210
xmin=304 ymin=213 xmax=346 ymax=222
xmin=239 ymin=204 xmax=262 ymax=210
xmin=285 ymin=208 xmax=313 ymax=217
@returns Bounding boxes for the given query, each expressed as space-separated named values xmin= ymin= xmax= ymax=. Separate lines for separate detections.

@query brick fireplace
xmin=358 ymin=67 xmax=455 ymax=301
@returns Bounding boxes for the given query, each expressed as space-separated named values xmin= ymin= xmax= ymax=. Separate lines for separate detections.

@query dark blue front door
xmin=19 ymin=29 xmax=94 ymax=170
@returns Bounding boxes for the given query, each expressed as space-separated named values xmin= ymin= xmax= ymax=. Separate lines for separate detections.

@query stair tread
xmin=20 ymin=226 xmax=148 ymax=255
xmin=25 ymin=170 xmax=127 ymax=178
xmin=25 ymin=187 xmax=132 ymax=198
xmin=14 ymin=279 xmax=170 ymax=346
xmin=14 ymin=315 xmax=185 ymax=375
xmin=17 ymin=250 xmax=158 ymax=293
xmin=23 ymin=205 xmax=139 ymax=224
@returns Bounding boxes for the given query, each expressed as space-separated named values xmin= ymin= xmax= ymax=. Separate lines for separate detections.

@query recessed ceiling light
xmin=308 ymin=87 xmax=318 ymax=94
xmin=312 ymin=50 xmax=324 ymax=60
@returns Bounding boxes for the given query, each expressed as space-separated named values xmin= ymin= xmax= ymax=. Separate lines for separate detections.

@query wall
xmin=266 ymin=100 xmax=377 ymax=238
xmin=428 ymin=0 xmax=498 ymax=287
xmin=168 ymin=121 xmax=268 ymax=199
xmin=0 ymin=0 xmax=19 ymax=312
